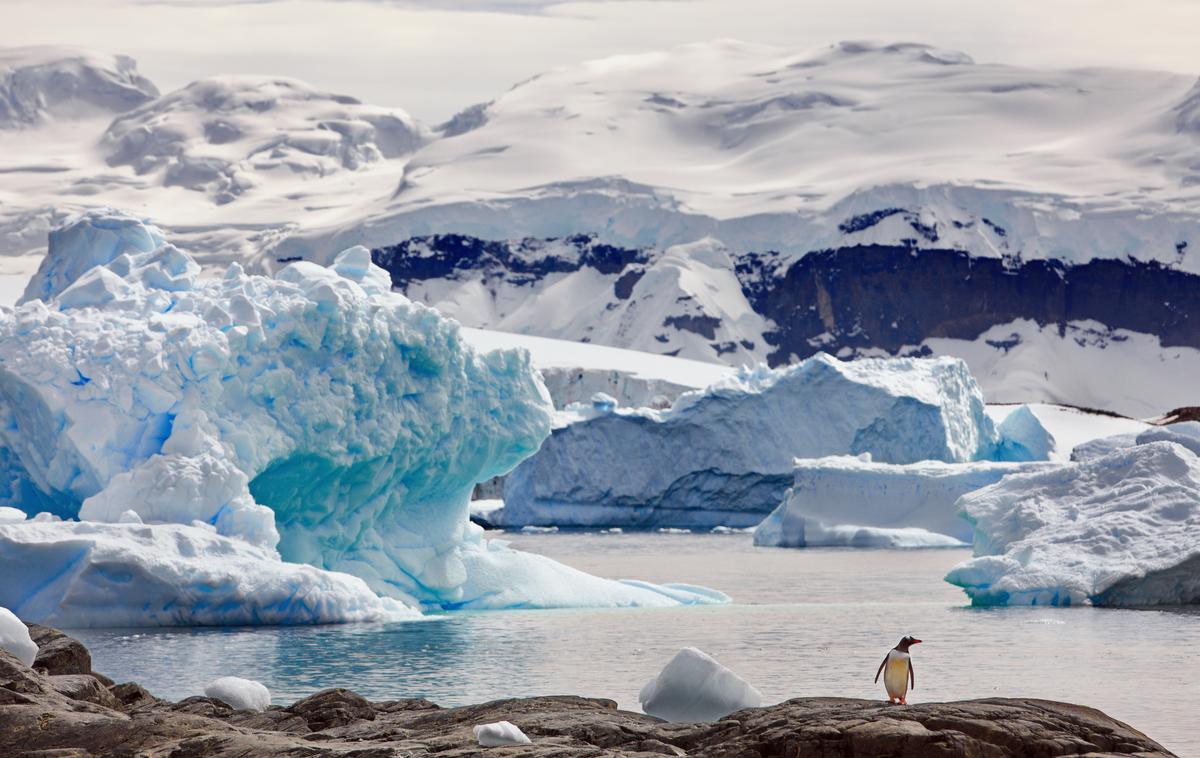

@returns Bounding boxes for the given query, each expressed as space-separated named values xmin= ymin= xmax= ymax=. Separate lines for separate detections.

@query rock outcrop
xmin=0 ymin=628 xmax=1175 ymax=757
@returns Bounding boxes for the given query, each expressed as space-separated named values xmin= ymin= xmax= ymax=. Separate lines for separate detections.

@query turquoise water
xmin=73 ymin=533 xmax=1199 ymax=755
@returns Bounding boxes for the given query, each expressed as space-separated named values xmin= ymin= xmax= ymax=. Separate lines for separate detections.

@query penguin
xmin=874 ymin=635 xmax=920 ymax=704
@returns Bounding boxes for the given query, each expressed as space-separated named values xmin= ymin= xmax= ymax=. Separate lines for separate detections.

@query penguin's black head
xmin=896 ymin=635 xmax=922 ymax=651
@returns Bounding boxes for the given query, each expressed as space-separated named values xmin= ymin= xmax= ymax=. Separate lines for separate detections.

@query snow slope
xmin=460 ymin=324 xmax=735 ymax=408
xmin=945 ymin=441 xmax=1200 ymax=607
xmin=101 ymin=76 xmax=426 ymax=204
xmin=0 ymin=47 xmax=157 ymax=128
xmin=282 ymin=39 xmax=1200 ymax=267
xmin=0 ymin=209 xmax=723 ymax=625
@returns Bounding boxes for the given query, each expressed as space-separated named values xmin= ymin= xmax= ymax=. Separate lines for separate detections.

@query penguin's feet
xmin=899 ymin=697 xmax=908 ymax=705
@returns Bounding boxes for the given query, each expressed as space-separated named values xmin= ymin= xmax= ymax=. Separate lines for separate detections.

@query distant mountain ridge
xmin=371 ymin=232 xmax=1200 ymax=417
xmin=3 ymin=41 xmax=1200 ymax=414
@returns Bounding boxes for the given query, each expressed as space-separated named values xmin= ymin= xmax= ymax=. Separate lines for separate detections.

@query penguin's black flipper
xmin=874 ymin=655 xmax=888 ymax=683
xmin=908 ymin=659 xmax=915 ymax=690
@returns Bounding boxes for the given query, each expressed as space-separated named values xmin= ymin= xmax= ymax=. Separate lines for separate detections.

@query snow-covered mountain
xmin=2 ymin=41 xmax=1200 ymax=415
xmin=101 ymin=77 xmax=426 ymax=204
xmin=0 ymin=47 xmax=157 ymax=128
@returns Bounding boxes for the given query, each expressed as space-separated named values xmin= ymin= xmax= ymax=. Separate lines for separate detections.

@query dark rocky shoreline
xmin=0 ymin=626 xmax=1175 ymax=757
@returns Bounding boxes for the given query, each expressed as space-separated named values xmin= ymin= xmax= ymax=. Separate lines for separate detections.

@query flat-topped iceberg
xmin=497 ymin=353 xmax=1001 ymax=529
xmin=945 ymin=441 xmax=1200 ymax=607
xmin=0 ymin=209 xmax=723 ymax=624
xmin=753 ymin=455 xmax=1057 ymax=548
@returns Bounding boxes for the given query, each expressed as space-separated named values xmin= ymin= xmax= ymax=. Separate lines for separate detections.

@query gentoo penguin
xmin=874 ymin=635 xmax=921 ymax=704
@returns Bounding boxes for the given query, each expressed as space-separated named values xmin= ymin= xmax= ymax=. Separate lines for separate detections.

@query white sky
xmin=4 ymin=0 xmax=1199 ymax=122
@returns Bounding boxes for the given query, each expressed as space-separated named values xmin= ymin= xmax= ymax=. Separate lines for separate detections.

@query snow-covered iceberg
xmin=1072 ymin=421 xmax=1200 ymax=462
xmin=945 ymin=441 xmax=1200 ymax=607
xmin=753 ymin=455 xmax=1057 ymax=548
xmin=0 ymin=516 xmax=415 ymax=627
xmin=0 ymin=209 xmax=723 ymax=624
xmin=497 ymin=354 xmax=1000 ymax=529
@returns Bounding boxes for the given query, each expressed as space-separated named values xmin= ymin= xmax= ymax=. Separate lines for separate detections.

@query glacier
xmin=0 ymin=209 xmax=723 ymax=625
xmin=753 ymin=454 xmax=1058 ymax=548
xmin=945 ymin=441 xmax=1200 ymax=607
xmin=496 ymin=354 xmax=1000 ymax=530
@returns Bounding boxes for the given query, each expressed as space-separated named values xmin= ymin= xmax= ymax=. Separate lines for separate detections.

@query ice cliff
xmin=0 ymin=209 xmax=722 ymax=625
xmin=496 ymin=355 xmax=1000 ymax=529
xmin=945 ymin=441 xmax=1200 ymax=607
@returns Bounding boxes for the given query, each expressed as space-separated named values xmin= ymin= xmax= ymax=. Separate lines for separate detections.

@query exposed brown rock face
xmin=0 ymin=630 xmax=1176 ymax=757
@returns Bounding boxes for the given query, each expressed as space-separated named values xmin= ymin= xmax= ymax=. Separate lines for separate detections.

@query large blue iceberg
xmin=496 ymin=354 xmax=1003 ymax=529
xmin=0 ymin=209 xmax=723 ymax=625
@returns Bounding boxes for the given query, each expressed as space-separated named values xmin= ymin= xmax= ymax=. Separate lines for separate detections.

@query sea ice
xmin=0 ymin=606 xmax=37 ymax=666
xmin=473 ymin=721 xmax=532 ymax=746
xmin=639 ymin=647 xmax=762 ymax=723
xmin=945 ymin=441 xmax=1200 ymax=606
xmin=205 ymin=676 xmax=271 ymax=711
xmin=753 ymin=455 xmax=1057 ymax=547
xmin=498 ymin=354 xmax=1000 ymax=530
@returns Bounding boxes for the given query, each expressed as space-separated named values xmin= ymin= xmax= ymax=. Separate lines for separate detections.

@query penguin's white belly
xmin=883 ymin=651 xmax=909 ymax=699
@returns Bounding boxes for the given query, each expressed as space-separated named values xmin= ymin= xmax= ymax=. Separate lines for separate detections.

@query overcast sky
xmin=5 ymin=0 xmax=1199 ymax=122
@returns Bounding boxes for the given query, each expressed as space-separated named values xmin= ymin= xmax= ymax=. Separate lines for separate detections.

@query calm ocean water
xmin=73 ymin=533 xmax=1199 ymax=755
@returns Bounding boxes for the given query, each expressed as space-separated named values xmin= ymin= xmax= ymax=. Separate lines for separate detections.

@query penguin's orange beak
xmin=912 ymin=638 xmax=922 ymax=644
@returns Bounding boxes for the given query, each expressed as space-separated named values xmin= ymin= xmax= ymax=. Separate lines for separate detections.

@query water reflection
xmin=71 ymin=534 xmax=1200 ymax=756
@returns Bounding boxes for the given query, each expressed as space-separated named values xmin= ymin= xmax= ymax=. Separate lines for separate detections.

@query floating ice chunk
xmin=205 ymin=676 xmax=271 ymax=711
xmin=20 ymin=208 xmax=165 ymax=305
xmin=0 ymin=507 xmax=26 ymax=523
xmin=639 ymin=647 xmax=762 ymax=723
xmin=772 ymin=522 xmax=965 ymax=548
xmin=0 ymin=520 xmax=417 ymax=627
xmin=500 ymin=354 xmax=999 ymax=530
xmin=116 ymin=509 xmax=142 ymax=524
xmin=453 ymin=534 xmax=726 ymax=610
xmin=0 ymin=606 xmax=37 ymax=666
xmin=946 ymin=441 xmax=1200 ymax=607
xmin=474 ymin=721 xmax=532 ymax=746
xmin=753 ymin=456 xmax=1058 ymax=547
xmin=993 ymin=405 xmax=1056 ymax=461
